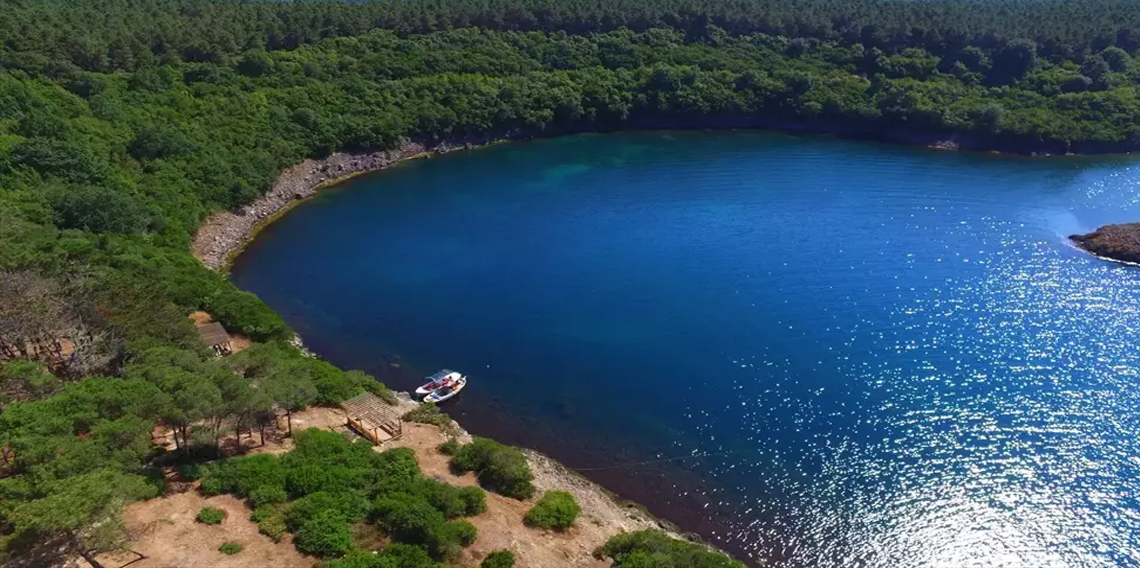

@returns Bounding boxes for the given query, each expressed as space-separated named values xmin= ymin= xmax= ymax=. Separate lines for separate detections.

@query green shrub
xmin=328 ymin=544 xmax=443 ymax=568
xmin=402 ymin=403 xmax=452 ymax=427
xmin=285 ymin=490 xmax=371 ymax=531
xmin=200 ymin=453 xmax=285 ymax=498
xmin=457 ymin=486 xmax=488 ymax=516
xmin=305 ymin=360 xmax=394 ymax=405
xmin=294 ymin=510 xmax=353 ymax=558
xmin=372 ymin=447 xmax=422 ymax=489
xmin=196 ymin=506 xmax=226 ymax=525
xmin=441 ymin=519 xmax=477 ymax=546
xmin=437 ymin=439 xmax=460 ymax=455
xmin=449 ymin=438 xmax=535 ymax=499
xmin=414 ymin=478 xmax=487 ymax=518
xmin=373 ymin=492 xmax=446 ymax=546
xmin=178 ymin=463 xmax=204 ymax=481
xmin=600 ymin=530 xmax=743 ymax=568
xmin=218 ymin=541 xmax=243 ymax=555
xmin=524 ymin=490 xmax=580 ymax=531
xmin=256 ymin=511 xmax=287 ymax=543
xmin=248 ymin=484 xmax=288 ymax=508
xmin=205 ymin=289 xmax=292 ymax=342
xmin=481 ymin=550 xmax=516 ymax=568
xmin=286 ymin=464 xmax=360 ymax=497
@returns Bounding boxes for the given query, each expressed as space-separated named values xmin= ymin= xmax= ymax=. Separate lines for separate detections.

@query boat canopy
xmin=425 ymin=369 xmax=456 ymax=382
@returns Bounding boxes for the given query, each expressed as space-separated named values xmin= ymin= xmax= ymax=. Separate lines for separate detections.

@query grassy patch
xmin=524 ymin=490 xmax=580 ymax=531
xmin=449 ymin=437 xmax=535 ymax=500
xmin=481 ymin=549 xmax=516 ymax=567
xmin=218 ymin=541 xmax=243 ymax=555
xmin=195 ymin=506 xmax=226 ymax=525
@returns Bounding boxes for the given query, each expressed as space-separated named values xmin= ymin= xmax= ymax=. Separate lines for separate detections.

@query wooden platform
xmin=340 ymin=392 xmax=402 ymax=444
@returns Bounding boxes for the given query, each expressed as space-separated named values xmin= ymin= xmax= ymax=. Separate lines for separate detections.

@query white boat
xmin=415 ymin=369 xmax=465 ymax=397
xmin=423 ymin=375 xmax=467 ymax=403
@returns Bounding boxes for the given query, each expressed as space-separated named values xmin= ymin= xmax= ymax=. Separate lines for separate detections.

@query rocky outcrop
xmin=191 ymin=138 xmax=498 ymax=270
xmin=1070 ymin=223 xmax=1140 ymax=264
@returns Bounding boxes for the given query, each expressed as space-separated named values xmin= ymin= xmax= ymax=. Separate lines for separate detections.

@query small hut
xmin=340 ymin=392 xmax=403 ymax=444
xmin=196 ymin=322 xmax=232 ymax=356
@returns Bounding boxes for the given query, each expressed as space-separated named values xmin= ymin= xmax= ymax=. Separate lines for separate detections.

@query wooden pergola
xmin=196 ymin=322 xmax=232 ymax=355
xmin=340 ymin=392 xmax=402 ymax=444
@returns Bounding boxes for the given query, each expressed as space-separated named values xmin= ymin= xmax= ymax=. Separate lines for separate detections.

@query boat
xmin=423 ymin=374 xmax=467 ymax=404
xmin=415 ymin=369 xmax=465 ymax=397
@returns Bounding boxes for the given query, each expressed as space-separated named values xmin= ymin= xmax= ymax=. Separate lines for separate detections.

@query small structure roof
xmin=196 ymin=322 xmax=230 ymax=347
xmin=341 ymin=392 xmax=403 ymax=444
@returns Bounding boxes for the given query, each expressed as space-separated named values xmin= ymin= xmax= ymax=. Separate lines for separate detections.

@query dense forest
xmin=2 ymin=0 xmax=1140 ymax=565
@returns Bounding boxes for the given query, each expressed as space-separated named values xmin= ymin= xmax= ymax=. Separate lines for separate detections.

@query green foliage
xmin=600 ymin=530 xmax=743 ymax=568
xmin=218 ymin=541 xmax=243 ymax=555
xmin=248 ymin=485 xmax=288 ymax=508
xmin=402 ymin=403 xmax=452 ymax=427
xmin=50 ymin=185 xmax=147 ymax=234
xmin=524 ymin=490 xmax=580 ymax=531
xmin=372 ymin=491 xmax=478 ymax=559
xmin=329 ymin=544 xmax=444 ymax=568
xmin=481 ymin=550 xmax=516 ymax=568
xmin=196 ymin=506 xmax=226 ymax=525
xmin=449 ymin=437 xmax=535 ymax=500
xmin=178 ymin=464 xmax=205 ymax=481
xmin=205 ymin=290 xmax=291 ymax=342
xmin=285 ymin=490 xmax=371 ymax=532
xmin=415 ymin=478 xmax=487 ymax=519
xmin=294 ymin=509 xmax=354 ymax=558
xmin=437 ymin=439 xmax=461 ymax=456
xmin=200 ymin=454 xmax=285 ymax=498
xmin=252 ymin=505 xmax=288 ymax=542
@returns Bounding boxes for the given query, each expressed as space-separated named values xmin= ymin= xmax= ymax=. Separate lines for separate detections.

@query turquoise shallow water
xmin=232 ymin=132 xmax=1140 ymax=567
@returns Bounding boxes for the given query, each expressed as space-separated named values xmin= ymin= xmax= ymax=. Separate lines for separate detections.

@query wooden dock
xmin=340 ymin=392 xmax=402 ymax=444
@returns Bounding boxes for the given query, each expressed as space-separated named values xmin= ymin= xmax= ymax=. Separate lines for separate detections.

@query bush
xmin=373 ymin=492 xmax=447 ymax=546
xmin=481 ymin=550 xmax=516 ymax=568
xmin=306 ymin=359 xmax=394 ymax=405
xmin=178 ymin=463 xmax=204 ymax=481
xmin=328 ymin=544 xmax=443 ymax=568
xmin=248 ymin=484 xmax=288 ymax=508
xmin=415 ymin=478 xmax=487 ymax=518
xmin=600 ymin=530 xmax=743 ymax=568
xmin=441 ymin=519 xmax=477 ymax=546
xmin=205 ymin=289 xmax=292 ymax=342
xmin=449 ymin=438 xmax=535 ymax=499
xmin=200 ymin=453 xmax=285 ymax=498
xmin=372 ymin=447 xmax=422 ymax=489
xmin=402 ymin=403 xmax=452 ymax=427
xmin=218 ymin=541 xmax=243 ymax=555
xmin=196 ymin=506 xmax=226 ymax=525
xmin=256 ymin=513 xmax=287 ymax=542
xmin=524 ymin=490 xmax=580 ymax=531
xmin=285 ymin=490 xmax=371 ymax=531
xmin=294 ymin=510 xmax=353 ymax=558
xmin=457 ymin=486 xmax=488 ymax=516
xmin=286 ymin=464 xmax=361 ymax=497
xmin=437 ymin=439 xmax=460 ymax=455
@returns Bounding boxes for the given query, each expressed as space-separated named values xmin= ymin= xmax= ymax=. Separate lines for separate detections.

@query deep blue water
xmin=231 ymin=132 xmax=1140 ymax=567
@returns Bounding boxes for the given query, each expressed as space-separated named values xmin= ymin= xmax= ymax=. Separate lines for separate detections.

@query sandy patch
xmin=93 ymin=493 xmax=309 ymax=568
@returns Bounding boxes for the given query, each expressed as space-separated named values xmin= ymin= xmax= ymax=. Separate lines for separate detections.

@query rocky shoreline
xmin=1070 ymin=223 xmax=1140 ymax=265
xmin=191 ymin=137 xmax=502 ymax=270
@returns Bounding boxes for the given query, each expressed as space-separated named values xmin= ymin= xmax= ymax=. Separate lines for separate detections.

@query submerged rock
xmin=1070 ymin=223 xmax=1140 ymax=264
